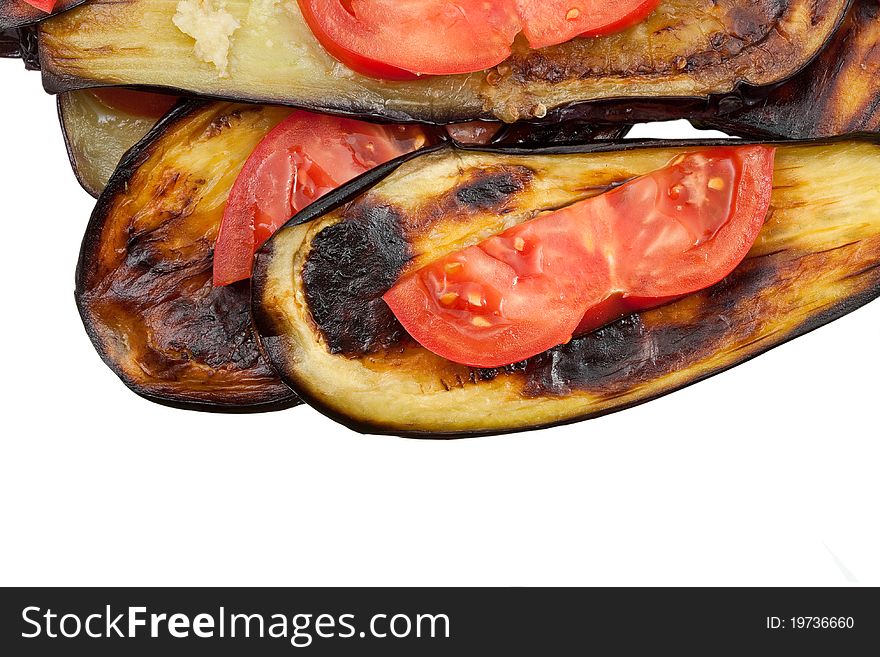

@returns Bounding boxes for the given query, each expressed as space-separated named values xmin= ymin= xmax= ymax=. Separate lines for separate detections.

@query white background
xmin=1 ymin=61 xmax=878 ymax=587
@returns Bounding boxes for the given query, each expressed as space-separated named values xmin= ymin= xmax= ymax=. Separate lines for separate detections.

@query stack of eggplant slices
xmin=3 ymin=0 xmax=878 ymax=436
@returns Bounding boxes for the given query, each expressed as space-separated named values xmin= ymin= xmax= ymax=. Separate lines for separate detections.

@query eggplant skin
xmin=702 ymin=0 xmax=880 ymax=139
xmin=37 ymin=0 xmax=850 ymax=124
xmin=76 ymin=101 xmax=300 ymax=412
xmin=253 ymin=138 xmax=880 ymax=438
xmin=0 ymin=26 xmax=19 ymax=56
xmin=0 ymin=0 xmax=84 ymax=29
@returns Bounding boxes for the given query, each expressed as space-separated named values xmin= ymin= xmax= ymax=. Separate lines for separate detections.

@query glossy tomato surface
xmin=298 ymin=0 xmax=521 ymax=77
xmin=213 ymin=111 xmax=431 ymax=286
xmin=384 ymin=146 xmax=776 ymax=368
xmin=517 ymin=0 xmax=662 ymax=49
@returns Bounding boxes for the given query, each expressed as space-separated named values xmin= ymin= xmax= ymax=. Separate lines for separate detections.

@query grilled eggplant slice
xmin=38 ymin=0 xmax=850 ymax=123
xmin=59 ymin=89 xmax=179 ymax=197
xmin=253 ymin=137 xmax=880 ymax=437
xmin=704 ymin=0 xmax=880 ymax=138
xmin=76 ymin=101 xmax=302 ymax=412
xmin=0 ymin=0 xmax=84 ymax=29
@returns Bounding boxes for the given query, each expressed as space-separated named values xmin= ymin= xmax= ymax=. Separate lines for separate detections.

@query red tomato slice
xmin=298 ymin=0 xmax=660 ymax=77
xmin=517 ymin=0 xmax=662 ymax=49
xmin=384 ymin=146 xmax=775 ymax=368
xmin=22 ymin=0 xmax=57 ymax=13
xmin=89 ymin=89 xmax=179 ymax=120
xmin=297 ymin=0 xmax=522 ymax=77
xmin=213 ymin=111 xmax=430 ymax=287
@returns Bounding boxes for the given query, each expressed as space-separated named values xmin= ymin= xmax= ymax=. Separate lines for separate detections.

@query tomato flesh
xmin=298 ymin=0 xmax=521 ymax=77
xmin=383 ymin=146 xmax=776 ymax=368
xmin=517 ymin=1 xmax=662 ymax=49
xmin=22 ymin=0 xmax=57 ymax=13
xmin=298 ymin=0 xmax=661 ymax=78
xmin=213 ymin=111 xmax=430 ymax=287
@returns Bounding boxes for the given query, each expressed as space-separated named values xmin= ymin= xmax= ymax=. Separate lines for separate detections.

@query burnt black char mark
xmin=454 ymin=171 xmax=526 ymax=210
xmin=303 ymin=203 xmax=412 ymax=356
xmin=516 ymin=256 xmax=780 ymax=397
xmin=143 ymin=278 xmax=265 ymax=371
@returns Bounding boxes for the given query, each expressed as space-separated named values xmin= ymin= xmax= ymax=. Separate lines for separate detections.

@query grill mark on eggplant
xmin=454 ymin=172 xmax=525 ymax=209
xmin=516 ymin=260 xmax=774 ymax=397
xmin=83 ymin=190 xmax=280 ymax=382
xmin=141 ymin=278 xmax=266 ymax=371
xmin=302 ymin=203 xmax=412 ymax=356
xmin=414 ymin=165 xmax=534 ymax=232
xmin=517 ymin=239 xmax=880 ymax=398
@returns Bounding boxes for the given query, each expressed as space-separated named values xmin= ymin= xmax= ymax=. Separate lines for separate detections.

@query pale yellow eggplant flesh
xmin=252 ymin=138 xmax=880 ymax=437
xmin=58 ymin=89 xmax=178 ymax=197
xmin=37 ymin=0 xmax=850 ymax=123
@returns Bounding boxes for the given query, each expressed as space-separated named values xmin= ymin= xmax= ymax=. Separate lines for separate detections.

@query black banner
xmin=1 ymin=588 xmax=874 ymax=654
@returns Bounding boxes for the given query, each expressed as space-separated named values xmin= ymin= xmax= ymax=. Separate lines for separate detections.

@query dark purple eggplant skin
xmin=697 ymin=0 xmax=880 ymax=138
xmin=0 ymin=27 xmax=19 ymax=56
xmin=0 ymin=0 xmax=85 ymax=30
xmin=0 ymin=24 xmax=38 ymax=66
xmin=493 ymin=121 xmax=630 ymax=145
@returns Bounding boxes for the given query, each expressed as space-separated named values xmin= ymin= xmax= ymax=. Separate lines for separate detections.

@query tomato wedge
xmin=213 ymin=111 xmax=430 ymax=287
xmin=383 ymin=146 xmax=775 ymax=368
xmin=517 ymin=1 xmax=662 ymax=49
xmin=298 ymin=0 xmax=661 ymax=77
xmin=22 ymin=0 xmax=57 ymax=13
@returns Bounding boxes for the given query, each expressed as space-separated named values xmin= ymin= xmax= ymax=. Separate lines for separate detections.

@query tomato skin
xmin=517 ymin=0 xmax=662 ymax=49
xmin=297 ymin=0 xmax=522 ymax=77
xmin=212 ymin=111 xmax=430 ymax=287
xmin=22 ymin=0 xmax=57 ymax=13
xmin=89 ymin=89 xmax=179 ymax=119
xmin=384 ymin=146 xmax=776 ymax=368
xmin=297 ymin=1 xmax=419 ymax=81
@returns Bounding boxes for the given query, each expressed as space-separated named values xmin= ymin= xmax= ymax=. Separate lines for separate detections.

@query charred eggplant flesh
xmin=76 ymin=101 xmax=301 ymax=412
